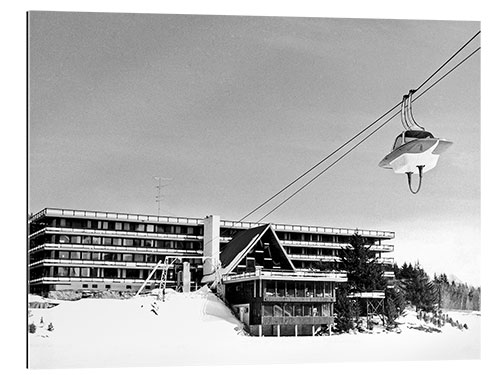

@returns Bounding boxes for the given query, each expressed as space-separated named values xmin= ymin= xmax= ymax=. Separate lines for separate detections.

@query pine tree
xmin=334 ymin=284 xmax=356 ymax=332
xmin=398 ymin=263 xmax=437 ymax=312
xmin=338 ymin=233 xmax=387 ymax=292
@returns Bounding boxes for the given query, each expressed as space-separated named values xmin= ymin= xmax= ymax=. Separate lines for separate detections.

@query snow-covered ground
xmin=28 ymin=288 xmax=480 ymax=369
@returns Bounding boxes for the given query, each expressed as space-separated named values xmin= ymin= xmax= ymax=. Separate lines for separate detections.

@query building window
xmin=136 ymin=224 xmax=145 ymax=232
xmin=103 ymin=237 xmax=112 ymax=246
xmin=286 ymin=282 xmax=295 ymax=297
xmin=114 ymin=222 xmax=122 ymax=231
xmin=70 ymin=251 xmax=81 ymax=260
xmin=321 ymin=304 xmax=330 ymax=317
xmin=98 ymin=221 xmax=109 ymax=230
xmin=105 ymin=285 xmax=111 ymax=289
xmin=82 ymin=284 xmax=88 ymax=288
xmin=146 ymin=224 xmax=155 ymax=233
xmin=324 ymin=282 xmax=332 ymax=297
xmin=315 ymin=282 xmax=324 ymax=298
xmin=81 ymin=252 xmax=91 ymax=260
xmin=59 ymin=235 xmax=70 ymax=244
xmin=175 ymin=226 xmax=182 ymax=234
xmin=103 ymin=268 xmax=118 ymax=278
xmin=263 ymin=305 xmax=273 ymax=317
xmin=187 ymin=227 xmax=194 ymax=235
xmin=91 ymin=252 xmax=101 ymax=261
xmin=58 ymin=251 xmax=69 ymax=259
xmin=81 ymin=268 xmax=90 ymax=277
xmin=82 ymin=236 xmax=92 ymax=244
xmin=90 ymin=268 xmax=99 ymax=277
xmin=145 ymin=254 xmax=156 ymax=263
xmin=122 ymin=254 xmax=133 ymax=262
xmin=92 ymin=284 xmax=98 ymax=288
xmin=134 ymin=254 xmax=144 ymax=262
xmin=294 ymin=305 xmax=303 ymax=317
xmin=92 ymin=237 xmax=101 ymax=245
xmin=265 ymin=281 xmax=276 ymax=297
xmin=56 ymin=267 xmax=69 ymax=277
xmin=111 ymin=253 xmax=122 ymax=261
xmin=305 ymin=282 xmax=314 ymax=298
xmin=127 ymin=269 xmax=140 ymax=279
xmin=126 ymin=285 xmax=132 ymax=289
xmin=284 ymin=304 xmax=293 ymax=317
xmin=69 ymin=268 xmax=80 ymax=277
xmin=296 ymin=282 xmax=305 ymax=297
xmin=112 ymin=238 xmax=122 ymax=246
xmin=123 ymin=239 xmax=134 ymax=246
xmin=144 ymin=239 xmax=154 ymax=247
xmin=276 ymin=281 xmax=285 ymax=297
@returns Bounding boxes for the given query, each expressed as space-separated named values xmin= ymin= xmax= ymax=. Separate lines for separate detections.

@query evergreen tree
xmin=338 ymin=233 xmax=387 ymax=292
xmin=398 ymin=263 xmax=437 ymax=312
xmin=334 ymin=284 xmax=357 ymax=332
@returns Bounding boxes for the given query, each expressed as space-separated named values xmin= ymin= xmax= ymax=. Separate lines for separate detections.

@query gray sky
xmin=28 ymin=12 xmax=480 ymax=285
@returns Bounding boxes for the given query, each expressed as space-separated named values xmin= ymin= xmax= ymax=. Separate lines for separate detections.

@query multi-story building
xmin=28 ymin=207 xmax=395 ymax=335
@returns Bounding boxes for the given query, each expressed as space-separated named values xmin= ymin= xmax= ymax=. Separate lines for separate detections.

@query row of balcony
xmin=29 ymin=227 xmax=203 ymax=241
xmin=281 ymin=239 xmax=393 ymax=252
xmin=31 ymin=208 xmax=205 ymax=226
xmin=223 ymin=269 xmax=348 ymax=283
xmin=29 ymin=276 xmax=169 ymax=285
xmin=29 ymin=243 xmax=203 ymax=255
xmin=32 ymin=208 xmax=394 ymax=240
xmin=29 ymin=258 xmax=204 ymax=269
xmin=287 ymin=253 xmax=394 ymax=264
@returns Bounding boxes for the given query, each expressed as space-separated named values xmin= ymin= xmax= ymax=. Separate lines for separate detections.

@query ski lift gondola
xmin=378 ymin=90 xmax=453 ymax=194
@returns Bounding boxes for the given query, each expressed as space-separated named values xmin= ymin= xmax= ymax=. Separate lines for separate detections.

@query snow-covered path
xmin=28 ymin=289 xmax=480 ymax=369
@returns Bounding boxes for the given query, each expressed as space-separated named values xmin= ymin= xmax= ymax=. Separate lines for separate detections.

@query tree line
xmin=312 ymin=234 xmax=480 ymax=332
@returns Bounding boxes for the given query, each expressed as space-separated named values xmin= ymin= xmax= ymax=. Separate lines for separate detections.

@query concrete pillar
xmin=203 ymin=215 xmax=220 ymax=276
xmin=182 ymin=262 xmax=191 ymax=293
xmin=259 ymin=325 xmax=262 ymax=337
xmin=277 ymin=325 xmax=280 ymax=337
xmin=295 ymin=325 xmax=298 ymax=337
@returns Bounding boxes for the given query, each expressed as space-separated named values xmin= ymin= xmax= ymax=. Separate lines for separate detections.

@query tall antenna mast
xmin=154 ymin=176 xmax=172 ymax=216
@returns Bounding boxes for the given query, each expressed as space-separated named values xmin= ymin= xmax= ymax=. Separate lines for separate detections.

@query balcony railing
xmin=31 ymin=208 xmax=205 ymax=226
xmin=223 ymin=269 xmax=348 ymax=283
xmin=29 ymin=276 xmax=164 ymax=285
xmin=28 ymin=258 xmax=198 ymax=269
xmin=28 ymin=243 xmax=202 ymax=256
xmin=287 ymin=253 xmax=394 ymax=265
xmin=31 ymin=208 xmax=394 ymax=241
xmin=281 ymin=240 xmax=394 ymax=252
xmin=29 ymin=227 xmax=203 ymax=241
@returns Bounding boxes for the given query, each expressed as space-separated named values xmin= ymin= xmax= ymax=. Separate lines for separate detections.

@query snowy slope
xmin=28 ymin=288 xmax=480 ymax=369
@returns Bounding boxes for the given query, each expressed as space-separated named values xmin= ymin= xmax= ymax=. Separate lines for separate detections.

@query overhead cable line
xmin=238 ymin=31 xmax=480 ymax=223
xmin=202 ymin=40 xmax=480 ymax=280
xmin=255 ymin=46 xmax=480 ymax=223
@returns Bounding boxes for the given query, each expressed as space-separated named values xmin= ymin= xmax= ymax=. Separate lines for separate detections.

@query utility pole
xmin=154 ymin=176 xmax=172 ymax=216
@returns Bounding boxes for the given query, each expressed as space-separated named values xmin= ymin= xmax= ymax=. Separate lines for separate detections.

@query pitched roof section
xmin=219 ymin=224 xmax=295 ymax=275
xmin=220 ymin=224 xmax=269 ymax=268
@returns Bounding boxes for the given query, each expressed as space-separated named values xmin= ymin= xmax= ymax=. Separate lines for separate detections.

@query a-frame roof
xmin=219 ymin=223 xmax=295 ymax=275
xmin=220 ymin=224 xmax=269 ymax=267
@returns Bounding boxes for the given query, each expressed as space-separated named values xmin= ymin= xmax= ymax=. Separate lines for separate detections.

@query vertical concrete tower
xmin=203 ymin=215 xmax=220 ymax=276
xmin=182 ymin=261 xmax=191 ymax=293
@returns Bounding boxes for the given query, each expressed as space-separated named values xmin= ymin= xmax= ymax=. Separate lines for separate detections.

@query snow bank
xmin=28 ymin=290 xmax=480 ymax=369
